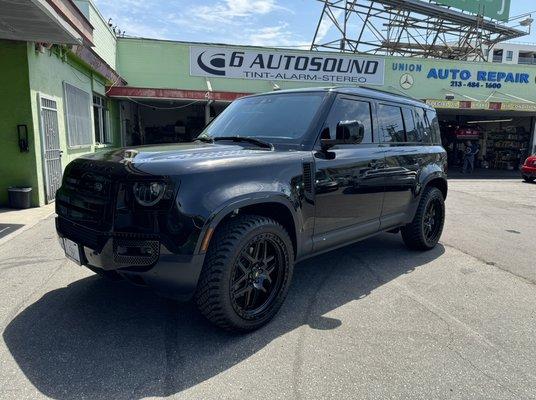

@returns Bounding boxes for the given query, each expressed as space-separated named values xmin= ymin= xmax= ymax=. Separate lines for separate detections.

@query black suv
xmin=56 ymin=87 xmax=447 ymax=332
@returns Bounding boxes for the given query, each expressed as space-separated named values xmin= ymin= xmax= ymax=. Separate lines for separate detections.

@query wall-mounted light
xmin=17 ymin=125 xmax=29 ymax=153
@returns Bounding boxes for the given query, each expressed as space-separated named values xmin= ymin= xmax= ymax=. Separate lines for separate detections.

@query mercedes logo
xmin=400 ymin=73 xmax=415 ymax=90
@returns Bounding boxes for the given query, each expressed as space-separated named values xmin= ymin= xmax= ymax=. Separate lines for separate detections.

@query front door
xmin=39 ymin=95 xmax=62 ymax=203
xmin=313 ymin=95 xmax=385 ymax=252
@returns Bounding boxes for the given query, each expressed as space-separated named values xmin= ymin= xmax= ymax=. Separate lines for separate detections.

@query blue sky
xmin=94 ymin=0 xmax=536 ymax=47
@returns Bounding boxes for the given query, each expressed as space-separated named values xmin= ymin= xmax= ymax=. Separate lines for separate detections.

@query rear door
xmin=313 ymin=95 xmax=386 ymax=251
xmin=377 ymin=103 xmax=422 ymax=229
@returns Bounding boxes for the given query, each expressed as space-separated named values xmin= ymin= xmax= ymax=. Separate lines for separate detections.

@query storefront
xmin=430 ymin=104 xmax=534 ymax=171
xmin=108 ymin=38 xmax=536 ymax=172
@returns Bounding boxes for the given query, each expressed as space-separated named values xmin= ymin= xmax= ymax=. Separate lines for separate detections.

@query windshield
xmin=201 ymin=92 xmax=327 ymax=143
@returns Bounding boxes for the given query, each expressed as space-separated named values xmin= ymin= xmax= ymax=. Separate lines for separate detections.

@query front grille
xmin=57 ymin=168 xmax=114 ymax=230
xmin=57 ymin=217 xmax=108 ymax=250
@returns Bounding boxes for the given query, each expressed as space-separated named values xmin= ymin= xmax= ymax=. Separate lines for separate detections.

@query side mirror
xmin=336 ymin=120 xmax=365 ymax=144
xmin=320 ymin=120 xmax=365 ymax=150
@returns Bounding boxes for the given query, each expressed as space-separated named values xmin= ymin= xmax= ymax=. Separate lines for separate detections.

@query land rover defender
xmin=56 ymin=87 xmax=447 ymax=332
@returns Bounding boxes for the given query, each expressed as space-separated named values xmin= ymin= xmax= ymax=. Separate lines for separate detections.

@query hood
xmin=84 ymin=143 xmax=269 ymax=163
xmin=76 ymin=142 xmax=301 ymax=176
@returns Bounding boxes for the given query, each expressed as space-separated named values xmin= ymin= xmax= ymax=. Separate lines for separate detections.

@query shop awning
xmin=106 ymin=87 xmax=251 ymax=102
xmin=426 ymin=99 xmax=536 ymax=113
xmin=0 ymin=0 xmax=93 ymax=45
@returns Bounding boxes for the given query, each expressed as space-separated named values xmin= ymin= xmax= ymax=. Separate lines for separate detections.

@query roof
xmin=246 ymin=86 xmax=433 ymax=109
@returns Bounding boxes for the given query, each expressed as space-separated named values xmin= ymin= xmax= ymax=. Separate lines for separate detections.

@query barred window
xmin=93 ymin=94 xmax=111 ymax=144
xmin=64 ymin=82 xmax=92 ymax=148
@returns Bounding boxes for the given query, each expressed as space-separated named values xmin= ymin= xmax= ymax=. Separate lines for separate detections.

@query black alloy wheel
xmin=195 ymin=215 xmax=294 ymax=332
xmin=402 ymin=186 xmax=445 ymax=251
xmin=230 ymin=234 xmax=285 ymax=319
xmin=422 ymin=197 xmax=443 ymax=245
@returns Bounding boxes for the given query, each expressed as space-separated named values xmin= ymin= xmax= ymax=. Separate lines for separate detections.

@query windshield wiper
xmin=194 ymin=136 xmax=214 ymax=143
xmin=213 ymin=136 xmax=274 ymax=150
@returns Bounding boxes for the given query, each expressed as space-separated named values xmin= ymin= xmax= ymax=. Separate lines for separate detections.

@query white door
xmin=39 ymin=95 xmax=62 ymax=203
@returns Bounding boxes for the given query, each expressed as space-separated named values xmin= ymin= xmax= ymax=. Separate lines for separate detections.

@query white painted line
xmin=0 ymin=227 xmax=10 ymax=234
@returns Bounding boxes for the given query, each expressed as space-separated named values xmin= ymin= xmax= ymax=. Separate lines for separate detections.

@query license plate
xmin=64 ymin=238 xmax=82 ymax=265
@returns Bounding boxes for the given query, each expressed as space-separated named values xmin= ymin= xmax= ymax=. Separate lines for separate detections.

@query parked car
xmin=521 ymin=155 xmax=536 ymax=183
xmin=56 ymin=87 xmax=448 ymax=332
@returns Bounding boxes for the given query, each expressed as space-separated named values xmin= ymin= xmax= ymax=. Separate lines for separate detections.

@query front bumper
xmin=521 ymin=165 xmax=536 ymax=178
xmin=56 ymin=217 xmax=205 ymax=300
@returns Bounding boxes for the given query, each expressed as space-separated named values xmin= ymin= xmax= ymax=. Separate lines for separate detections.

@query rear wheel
xmin=401 ymin=187 xmax=445 ymax=251
xmin=195 ymin=215 xmax=294 ymax=332
xmin=523 ymin=175 xmax=535 ymax=183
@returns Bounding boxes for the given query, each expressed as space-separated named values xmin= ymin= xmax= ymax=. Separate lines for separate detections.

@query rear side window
xmin=413 ymin=107 xmax=429 ymax=143
xmin=325 ymin=96 xmax=373 ymax=144
xmin=377 ymin=104 xmax=405 ymax=143
xmin=424 ymin=109 xmax=441 ymax=144
xmin=402 ymin=108 xmax=419 ymax=143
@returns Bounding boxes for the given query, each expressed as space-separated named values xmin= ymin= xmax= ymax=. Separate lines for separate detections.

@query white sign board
xmin=190 ymin=46 xmax=385 ymax=86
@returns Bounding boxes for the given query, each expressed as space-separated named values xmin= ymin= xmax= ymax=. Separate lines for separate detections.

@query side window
xmin=377 ymin=104 xmax=405 ymax=143
xmin=413 ymin=107 xmax=428 ymax=143
xmin=424 ymin=109 xmax=441 ymax=144
xmin=325 ymin=96 xmax=373 ymax=144
xmin=402 ymin=108 xmax=419 ymax=143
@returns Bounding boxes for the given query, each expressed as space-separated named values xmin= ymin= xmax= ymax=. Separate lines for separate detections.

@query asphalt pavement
xmin=0 ymin=178 xmax=535 ymax=400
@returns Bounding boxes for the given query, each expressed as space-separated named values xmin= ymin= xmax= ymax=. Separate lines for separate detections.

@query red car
xmin=522 ymin=155 xmax=536 ymax=183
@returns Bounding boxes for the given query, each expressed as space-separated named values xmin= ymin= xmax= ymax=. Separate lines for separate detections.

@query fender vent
xmin=303 ymin=162 xmax=314 ymax=194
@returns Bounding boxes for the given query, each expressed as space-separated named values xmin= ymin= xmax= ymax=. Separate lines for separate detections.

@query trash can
xmin=8 ymin=187 xmax=32 ymax=209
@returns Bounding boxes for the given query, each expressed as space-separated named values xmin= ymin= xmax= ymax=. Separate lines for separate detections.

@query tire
xmin=195 ymin=215 xmax=294 ymax=332
xmin=523 ymin=175 xmax=535 ymax=183
xmin=401 ymin=187 xmax=445 ymax=251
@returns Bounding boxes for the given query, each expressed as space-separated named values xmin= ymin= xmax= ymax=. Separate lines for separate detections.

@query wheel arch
xmin=197 ymin=194 xmax=301 ymax=258
xmin=424 ymin=176 xmax=448 ymax=200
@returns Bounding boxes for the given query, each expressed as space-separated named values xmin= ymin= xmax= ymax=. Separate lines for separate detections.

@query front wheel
xmin=523 ymin=175 xmax=535 ymax=183
xmin=401 ymin=187 xmax=445 ymax=251
xmin=195 ymin=215 xmax=294 ymax=332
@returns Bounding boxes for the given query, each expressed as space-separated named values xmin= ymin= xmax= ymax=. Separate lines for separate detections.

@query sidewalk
xmin=0 ymin=204 xmax=55 ymax=246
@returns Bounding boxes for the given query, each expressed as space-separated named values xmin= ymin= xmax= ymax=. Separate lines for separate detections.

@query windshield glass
xmin=201 ymin=92 xmax=326 ymax=143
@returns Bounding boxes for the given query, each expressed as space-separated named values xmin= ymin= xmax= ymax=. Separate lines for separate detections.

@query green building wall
xmin=26 ymin=44 xmax=121 ymax=206
xmin=74 ymin=0 xmax=117 ymax=69
xmin=0 ymin=40 xmax=121 ymax=207
xmin=0 ymin=40 xmax=39 ymax=207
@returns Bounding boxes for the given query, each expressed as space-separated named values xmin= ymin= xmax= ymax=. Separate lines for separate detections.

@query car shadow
xmin=3 ymin=234 xmax=445 ymax=399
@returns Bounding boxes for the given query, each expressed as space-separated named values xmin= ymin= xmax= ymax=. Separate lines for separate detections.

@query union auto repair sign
xmin=190 ymin=46 xmax=385 ymax=86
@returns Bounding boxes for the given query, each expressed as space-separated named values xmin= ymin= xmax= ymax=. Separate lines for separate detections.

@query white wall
xmin=486 ymin=42 xmax=536 ymax=65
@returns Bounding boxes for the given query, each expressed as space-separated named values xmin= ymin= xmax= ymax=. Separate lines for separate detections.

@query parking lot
xmin=0 ymin=177 xmax=535 ymax=400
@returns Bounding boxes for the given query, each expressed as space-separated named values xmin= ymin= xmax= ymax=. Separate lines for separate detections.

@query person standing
xmin=462 ymin=140 xmax=475 ymax=173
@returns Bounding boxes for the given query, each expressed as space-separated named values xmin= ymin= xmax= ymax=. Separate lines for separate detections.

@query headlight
xmin=133 ymin=182 xmax=166 ymax=207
